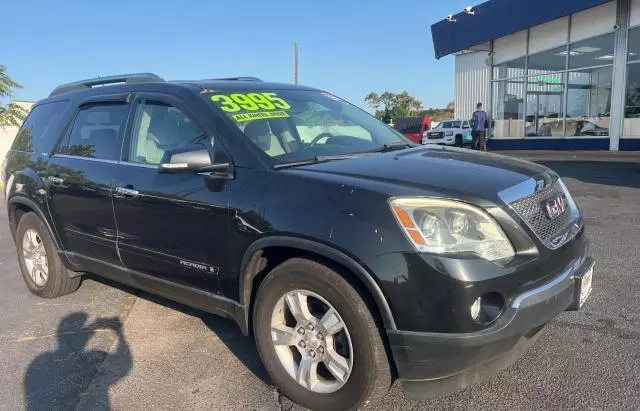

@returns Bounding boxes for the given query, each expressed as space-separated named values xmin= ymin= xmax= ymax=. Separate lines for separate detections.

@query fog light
xmin=470 ymin=292 xmax=505 ymax=324
xmin=470 ymin=297 xmax=481 ymax=320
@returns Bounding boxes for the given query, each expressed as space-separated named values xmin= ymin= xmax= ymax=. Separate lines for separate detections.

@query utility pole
xmin=294 ymin=42 xmax=299 ymax=85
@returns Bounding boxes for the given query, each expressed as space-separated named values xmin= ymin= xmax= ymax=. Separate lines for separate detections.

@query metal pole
xmin=610 ymin=0 xmax=631 ymax=151
xmin=294 ymin=42 xmax=299 ymax=85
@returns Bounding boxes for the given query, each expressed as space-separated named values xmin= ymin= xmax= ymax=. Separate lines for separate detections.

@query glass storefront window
xmin=568 ymin=32 xmax=615 ymax=70
xmin=493 ymin=57 xmax=526 ymax=79
xmin=525 ymin=73 xmax=564 ymax=137
xmin=527 ymin=46 xmax=567 ymax=74
xmin=628 ymin=26 xmax=640 ymax=63
xmin=491 ymin=79 xmax=525 ymax=137
xmin=566 ymin=66 xmax=612 ymax=136
xmin=624 ymin=61 xmax=640 ymax=135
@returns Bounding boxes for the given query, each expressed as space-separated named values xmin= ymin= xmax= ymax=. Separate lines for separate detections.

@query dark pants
xmin=472 ymin=131 xmax=486 ymax=150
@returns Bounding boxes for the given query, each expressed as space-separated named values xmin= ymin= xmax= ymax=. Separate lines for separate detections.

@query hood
xmin=287 ymin=146 xmax=550 ymax=205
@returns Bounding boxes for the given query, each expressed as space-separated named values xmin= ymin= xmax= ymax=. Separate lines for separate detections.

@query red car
xmin=393 ymin=116 xmax=432 ymax=143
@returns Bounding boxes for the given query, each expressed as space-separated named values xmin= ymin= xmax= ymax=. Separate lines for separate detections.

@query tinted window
xmin=11 ymin=101 xmax=68 ymax=152
xmin=398 ymin=123 xmax=421 ymax=134
xmin=130 ymin=101 xmax=204 ymax=165
xmin=62 ymin=103 xmax=130 ymax=161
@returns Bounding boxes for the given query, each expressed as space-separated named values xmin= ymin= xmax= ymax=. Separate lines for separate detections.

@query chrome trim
xmin=511 ymin=266 xmax=574 ymax=309
xmin=115 ymin=186 xmax=140 ymax=197
xmin=52 ymin=154 xmax=119 ymax=164
xmin=498 ymin=177 xmax=538 ymax=204
xmin=119 ymin=161 xmax=159 ymax=169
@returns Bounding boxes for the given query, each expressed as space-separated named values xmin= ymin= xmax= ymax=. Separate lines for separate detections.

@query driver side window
xmin=130 ymin=100 xmax=204 ymax=165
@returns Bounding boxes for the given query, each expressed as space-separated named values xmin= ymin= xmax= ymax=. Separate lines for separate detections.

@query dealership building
xmin=431 ymin=0 xmax=640 ymax=150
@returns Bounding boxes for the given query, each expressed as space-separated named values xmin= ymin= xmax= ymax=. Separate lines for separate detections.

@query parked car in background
xmin=393 ymin=116 xmax=432 ymax=144
xmin=422 ymin=120 xmax=471 ymax=147
xmin=525 ymin=118 xmax=609 ymax=137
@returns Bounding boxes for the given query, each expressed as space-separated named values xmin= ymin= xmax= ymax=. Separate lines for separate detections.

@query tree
xmin=0 ymin=65 xmax=28 ymax=127
xmin=365 ymin=91 xmax=423 ymax=122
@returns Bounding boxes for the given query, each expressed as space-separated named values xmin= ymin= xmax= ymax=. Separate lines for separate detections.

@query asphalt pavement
xmin=1 ymin=157 xmax=639 ymax=410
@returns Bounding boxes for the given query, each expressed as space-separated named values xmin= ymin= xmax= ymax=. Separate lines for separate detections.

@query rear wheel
xmin=455 ymin=135 xmax=463 ymax=147
xmin=16 ymin=212 xmax=81 ymax=298
xmin=253 ymin=258 xmax=392 ymax=410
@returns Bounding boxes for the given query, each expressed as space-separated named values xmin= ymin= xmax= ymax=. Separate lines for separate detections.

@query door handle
xmin=47 ymin=176 xmax=64 ymax=186
xmin=115 ymin=186 xmax=140 ymax=197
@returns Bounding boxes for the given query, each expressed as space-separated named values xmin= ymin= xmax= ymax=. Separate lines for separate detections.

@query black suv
xmin=2 ymin=73 xmax=594 ymax=410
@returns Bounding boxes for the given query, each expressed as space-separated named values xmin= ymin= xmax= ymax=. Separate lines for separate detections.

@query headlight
xmin=389 ymin=198 xmax=515 ymax=261
xmin=446 ymin=131 xmax=453 ymax=136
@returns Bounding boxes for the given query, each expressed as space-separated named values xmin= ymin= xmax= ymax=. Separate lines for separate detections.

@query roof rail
xmin=49 ymin=73 xmax=164 ymax=97
xmin=213 ymin=76 xmax=263 ymax=82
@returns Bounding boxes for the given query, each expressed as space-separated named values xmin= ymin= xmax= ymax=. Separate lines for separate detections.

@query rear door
xmin=45 ymin=96 xmax=132 ymax=265
xmin=112 ymin=93 xmax=230 ymax=293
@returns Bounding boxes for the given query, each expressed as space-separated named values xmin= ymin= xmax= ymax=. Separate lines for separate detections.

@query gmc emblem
xmin=543 ymin=194 xmax=568 ymax=219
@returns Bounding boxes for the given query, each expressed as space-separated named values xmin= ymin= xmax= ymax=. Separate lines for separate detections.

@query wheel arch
xmin=7 ymin=196 xmax=61 ymax=250
xmin=239 ymin=236 xmax=397 ymax=335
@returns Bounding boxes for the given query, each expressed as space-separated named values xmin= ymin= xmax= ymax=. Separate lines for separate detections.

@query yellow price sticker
xmin=232 ymin=111 xmax=290 ymax=122
xmin=211 ymin=92 xmax=291 ymax=113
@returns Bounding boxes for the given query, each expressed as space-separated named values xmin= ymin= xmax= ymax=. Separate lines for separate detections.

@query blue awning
xmin=431 ymin=0 xmax=615 ymax=59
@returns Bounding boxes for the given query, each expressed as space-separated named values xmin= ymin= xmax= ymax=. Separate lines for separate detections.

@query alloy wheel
xmin=270 ymin=289 xmax=354 ymax=393
xmin=22 ymin=228 xmax=48 ymax=287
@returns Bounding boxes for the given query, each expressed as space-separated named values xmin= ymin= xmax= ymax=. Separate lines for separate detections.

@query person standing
xmin=470 ymin=102 xmax=488 ymax=151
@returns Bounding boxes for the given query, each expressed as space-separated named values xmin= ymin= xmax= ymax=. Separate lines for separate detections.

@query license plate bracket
xmin=570 ymin=265 xmax=593 ymax=310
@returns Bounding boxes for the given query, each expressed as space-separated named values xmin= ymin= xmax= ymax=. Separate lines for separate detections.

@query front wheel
xmin=455 ymin=135 xmax=463 ymax=147
xmin=253 ymin=258 xmax=392 ymax=410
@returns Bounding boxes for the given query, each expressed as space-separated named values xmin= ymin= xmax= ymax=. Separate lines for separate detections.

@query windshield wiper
xmin=369 ymin=142 xmax=414 ymax=153
xmin=273 ymin=154 xmax=361 ymax=170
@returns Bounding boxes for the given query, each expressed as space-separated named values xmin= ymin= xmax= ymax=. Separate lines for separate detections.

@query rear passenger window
xmin=61 ymin=104 xmax=130 ymax=161
xmin=12 ymin=101 xmax=68 ymax=152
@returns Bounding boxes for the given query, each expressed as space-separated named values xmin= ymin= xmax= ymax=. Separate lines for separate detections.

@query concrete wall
xmin=0 ymin=126 xmax=19 ymax=167
xmin=454 ymin=50 xmax=491 ymax=120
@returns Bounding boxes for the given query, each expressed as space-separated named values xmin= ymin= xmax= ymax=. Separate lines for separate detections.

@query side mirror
xmin=159 ymin=144 xmax=213 ymax=173
xmin=463 ymin=124 xmax=470 ymax=129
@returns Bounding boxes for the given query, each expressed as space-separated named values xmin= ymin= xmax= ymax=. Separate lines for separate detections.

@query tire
xmin=15 ymin=212 xmax=81 ymax=298
xmin=253 ymin=258 xmax=392 ymax=410
xmin=455 ymin=135 xmax=463 ymax=147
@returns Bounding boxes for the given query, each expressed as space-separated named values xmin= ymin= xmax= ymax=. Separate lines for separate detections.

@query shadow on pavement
xmin=23 ymin=312 xmax=131 ymax=410
xmin=87 ymin=274 xmax=273 ymax=387
xmin=536 ymin=161 xmax=640 ymax=189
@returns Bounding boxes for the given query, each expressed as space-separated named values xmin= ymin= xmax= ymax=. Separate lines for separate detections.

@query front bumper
xmin=422 ymin=137 xmax=455 ymax=145
xmin=387 ymin=254 xmax=594 ymax=399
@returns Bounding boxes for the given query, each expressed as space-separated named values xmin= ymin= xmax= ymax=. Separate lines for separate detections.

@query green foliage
xmin=0 ymin=103 xmax=29 ymax=127
xmin=365 ymin=91 xmax=423 ymax=123
xmin=419 ymin=107 xmax=454 ymax=122
xmin=0 ymin=65 xmax=28 ymax=127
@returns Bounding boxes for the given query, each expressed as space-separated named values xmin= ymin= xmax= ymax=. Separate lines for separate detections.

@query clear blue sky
xmin=4 ymin=0 xmax=469 ymax=110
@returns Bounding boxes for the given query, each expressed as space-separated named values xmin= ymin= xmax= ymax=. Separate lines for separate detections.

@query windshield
xmin=442 ymin=121 xmax=460 ymax=128
xmin=206 ymin=89 xmax=409 ymax=164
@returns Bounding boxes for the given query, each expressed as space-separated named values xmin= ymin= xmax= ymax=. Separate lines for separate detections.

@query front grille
xmin=509 ymin=180 xmax=577 ymax=248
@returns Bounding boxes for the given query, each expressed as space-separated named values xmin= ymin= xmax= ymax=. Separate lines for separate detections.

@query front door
xmin=46 ymin=99 xmax=132 ymax=265
xmin=113 ymin=94 xmax=230 ymax=293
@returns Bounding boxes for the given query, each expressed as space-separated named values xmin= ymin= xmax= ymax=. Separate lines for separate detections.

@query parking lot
xmin=1 ymin=156 xmax=639 ymax=410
